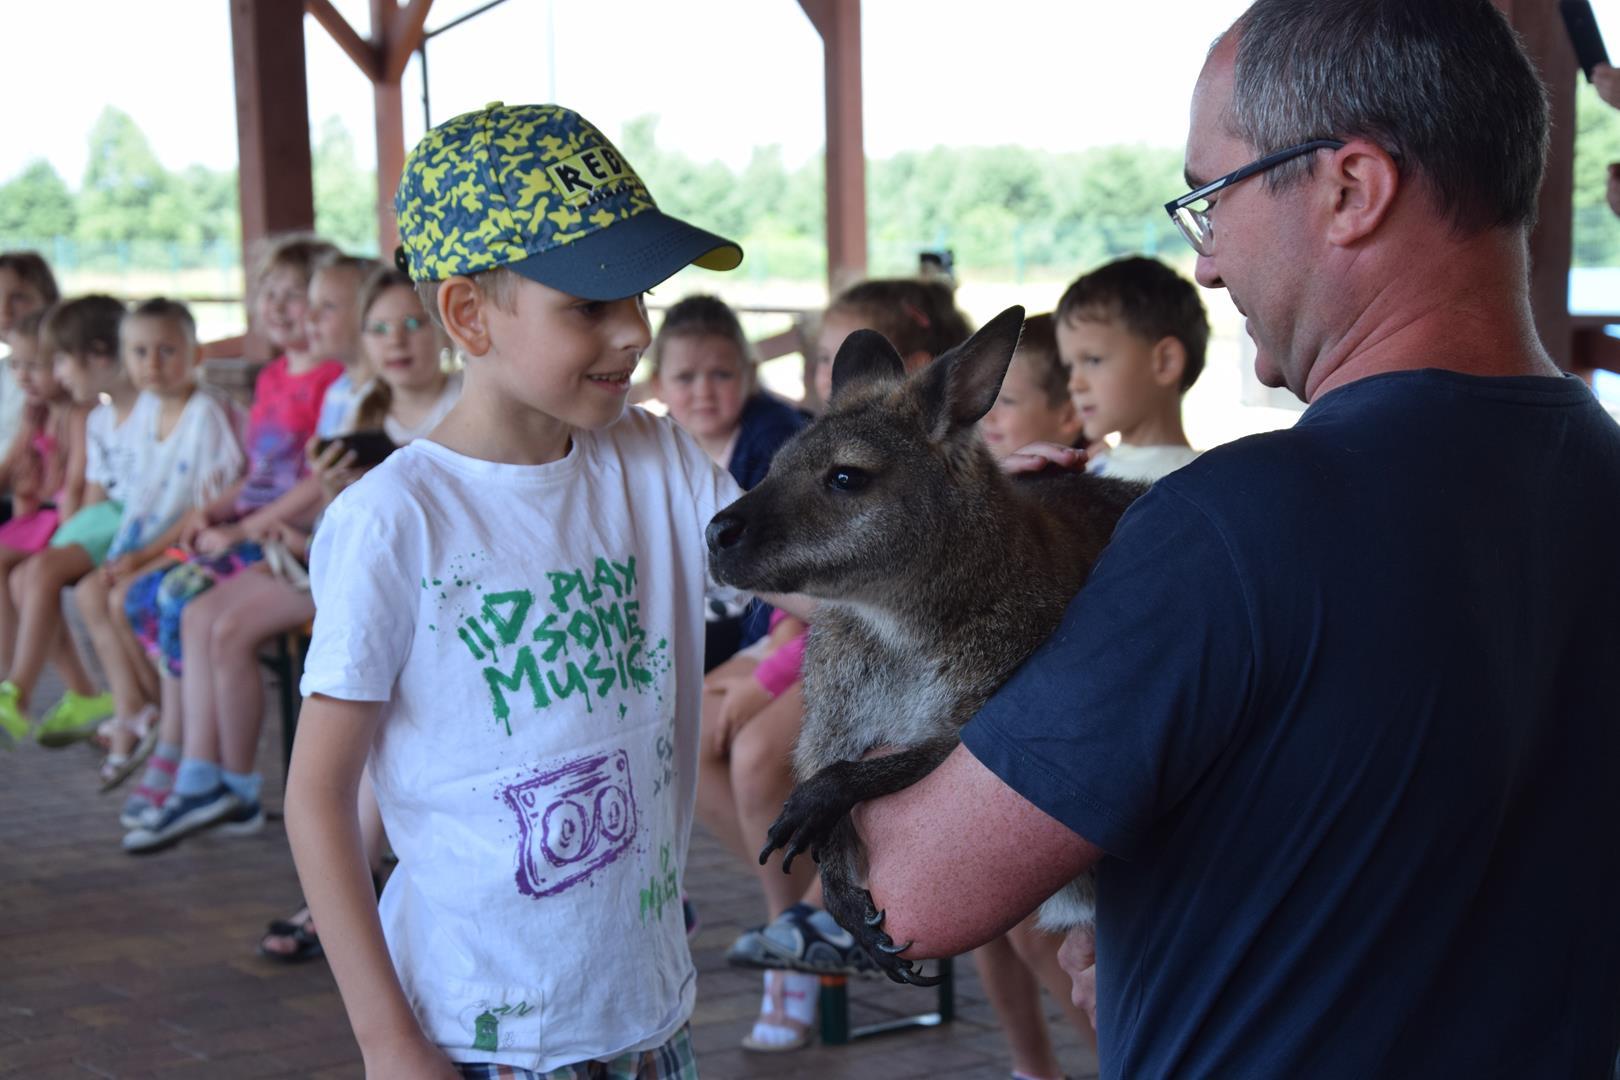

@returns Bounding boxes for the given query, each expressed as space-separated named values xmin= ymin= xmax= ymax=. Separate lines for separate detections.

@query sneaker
xmin=0 ymin=682 xmax=32 ymax=747
xmin=219 ymin=797 xmax=265 ymax=836
xmin=123 ymin=787 xmax=241 ymax=854
xmin=120 ymin=788 xmax=166 ymax=830
xmin=726 ymin=903 xmax=881 ymax=976
xmin=36 ymin=690 xmax=116 ymax=748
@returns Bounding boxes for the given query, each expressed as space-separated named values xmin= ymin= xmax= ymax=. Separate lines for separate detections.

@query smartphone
xmin=1562 ymin=0 xmax=1610 ymax=82
xmin=314 ymin=429 xmax=398 ymax=469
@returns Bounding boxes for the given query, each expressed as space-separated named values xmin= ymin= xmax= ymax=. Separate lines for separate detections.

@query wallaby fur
xmin=706 ymin=306 xmax=1144 ymax=986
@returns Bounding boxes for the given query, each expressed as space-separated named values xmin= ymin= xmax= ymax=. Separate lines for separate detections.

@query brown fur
xmin=706 ymin=307 xmax=1143 ymax=984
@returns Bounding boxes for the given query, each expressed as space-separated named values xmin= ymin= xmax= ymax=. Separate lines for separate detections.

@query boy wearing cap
xmin=286 ymin=104 xmax=760 ymax=1078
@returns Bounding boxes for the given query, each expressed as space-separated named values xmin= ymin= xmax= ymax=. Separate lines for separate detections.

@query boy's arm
xmin=285 ymin=694 xmax=457 ymax=1076
xmin=201 ymin=479 xmax=246 ymax=524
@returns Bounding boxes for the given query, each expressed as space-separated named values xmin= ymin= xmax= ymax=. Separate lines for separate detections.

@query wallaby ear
xmin=829 ymin=329 xmax=907 ymax=403
xmin=917 ymin=305 xmax=1025 ymax=438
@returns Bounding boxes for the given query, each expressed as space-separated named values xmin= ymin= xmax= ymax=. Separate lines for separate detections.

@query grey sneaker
xmin=726 ymin=903 xmax=880 ymax=976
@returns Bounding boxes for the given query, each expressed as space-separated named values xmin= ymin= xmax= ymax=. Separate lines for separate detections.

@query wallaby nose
xmin=706 ymin=511 xmax=746 ymax=554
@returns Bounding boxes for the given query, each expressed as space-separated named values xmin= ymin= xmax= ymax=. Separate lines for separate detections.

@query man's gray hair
xmin=1222 ymin=0 xmax=1550 ymax=233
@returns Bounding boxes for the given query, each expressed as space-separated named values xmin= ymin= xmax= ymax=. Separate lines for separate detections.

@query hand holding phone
xmin=312 ymin=429 xmax=398 ymax=470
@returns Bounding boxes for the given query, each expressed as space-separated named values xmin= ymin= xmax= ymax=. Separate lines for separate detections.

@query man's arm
xmin=853 ymin=741 xmax=1105 ymax=959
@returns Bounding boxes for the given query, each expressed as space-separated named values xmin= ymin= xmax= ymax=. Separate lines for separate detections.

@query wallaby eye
xmin=824 ymin=466 xmax=871 ymax=493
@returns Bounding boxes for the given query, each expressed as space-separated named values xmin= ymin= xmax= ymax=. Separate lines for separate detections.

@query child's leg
xmin=9 ymin=545 xmax=96 ymax=705
xmin=1007 ymin=916 xmax=1096 ymax=1045
xmin=0 ymin=544 xmax=34 ymax=678
xmin=694 ymin=652 xmax=758 ymax=859
xmin=726 ymin=684 xmax=817 ymax=920
xmin=76 ymin=573 xmax=138 ymax=755
xmin=201 ymin=567 xmax=314 ymax=780
xmin=177 ymin=598 xmax=222 ymax=768
xmin=975 ymin=936 xmax=1066 ymax=1080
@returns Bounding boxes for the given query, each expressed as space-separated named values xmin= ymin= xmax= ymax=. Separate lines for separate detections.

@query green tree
xmin=313 ymin=116 xmax=379 ymax=254
xmin=0 ymin=159 xmax=76 ymax=241
xmin=76 ymin=106 xmax=181 ymax=245
xmin=1573 ymin=81 xmax=1620 ymax=267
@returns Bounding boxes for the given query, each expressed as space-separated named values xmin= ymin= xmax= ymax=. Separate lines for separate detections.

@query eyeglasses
xmin=365 ymin=316 xmax=429 ymax=336
xmin=1164 ymin=139 xmax=1346 ymax=257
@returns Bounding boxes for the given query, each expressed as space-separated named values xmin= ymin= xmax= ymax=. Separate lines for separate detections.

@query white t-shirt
xmin=316 ymin=370 xmax=367 ymax=439
xmin=301 ymin=408 xmax=744 ymax=1071
xmin=380 ymin=371 xmax=462 ymax=444
xmin=85 ymin=399 xmax=142 ymax=502
xmin=0 ymin=360 xmax=24 ymax=461
xmin=1087 ymin=442 xmax=1201 ymax=484
xmin=109 ymin=388 xmax=246 ymax=559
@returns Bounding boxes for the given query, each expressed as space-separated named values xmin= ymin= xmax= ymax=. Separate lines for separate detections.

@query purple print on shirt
xmin=503 ymin=749 xmax=637 ymax=898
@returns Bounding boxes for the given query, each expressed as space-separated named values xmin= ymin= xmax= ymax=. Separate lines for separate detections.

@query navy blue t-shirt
xmin=962 ymin=370 xmax=1620 ymax=1078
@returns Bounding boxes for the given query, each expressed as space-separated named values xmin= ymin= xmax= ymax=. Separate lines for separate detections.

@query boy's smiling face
xmin=479 ymin=276 xmax=652 ymax=432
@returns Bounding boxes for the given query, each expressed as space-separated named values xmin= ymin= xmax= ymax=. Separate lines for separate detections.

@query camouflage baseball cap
xmin=395 ymin=102 xmax=742 ymax=300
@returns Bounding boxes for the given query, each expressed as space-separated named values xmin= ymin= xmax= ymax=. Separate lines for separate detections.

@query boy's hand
xmin=1002 ymin=442 xmax=1087 ymax=475
xmin=176 ymin=508 xmax=212 ymax=551
xmin=194 ymin=522 xmax=246 ymax=556
xmin=361 ymin=1033 xmax=461 ymax=1080
xmin=102 ymin=553 xmax=145 ymax=585
xmin=703 ymin=673 xmax=773 ymax=756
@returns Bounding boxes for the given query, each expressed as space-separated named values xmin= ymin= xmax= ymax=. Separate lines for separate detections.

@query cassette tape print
xmin=504 ymin=749 xmax=638 ymax=898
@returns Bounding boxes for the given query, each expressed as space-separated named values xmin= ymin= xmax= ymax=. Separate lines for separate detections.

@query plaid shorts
xmin=457 ymin=1025 xmax=696 ymax=1080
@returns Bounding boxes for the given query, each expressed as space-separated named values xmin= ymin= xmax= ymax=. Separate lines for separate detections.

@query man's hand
xmin=1057 ymin=926 xmax=1098 ymax=1028
xmin=1001 ymin=442 xmax=1087 ymax=475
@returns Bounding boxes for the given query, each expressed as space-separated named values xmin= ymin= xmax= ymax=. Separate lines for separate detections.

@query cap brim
xmin=503 ymin=211 xmax=743 ymax=301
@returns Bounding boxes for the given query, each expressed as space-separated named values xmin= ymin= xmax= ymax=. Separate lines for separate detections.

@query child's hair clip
xmin=901 ymin=301 xmax=931 ymax=329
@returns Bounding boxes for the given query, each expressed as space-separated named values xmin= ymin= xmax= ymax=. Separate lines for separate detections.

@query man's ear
xmin=437 ymin=276 xmax=492 ymax=358
xmin=917 ymin=306 xmax=1025 ymax=439
xmin=1150 ymin=336 xmax=1187 ymax=390
xmin=830 ymin=330 xmax=906 ymax=403
xmin=1323 ymin=139 xmax=1401 ymax=247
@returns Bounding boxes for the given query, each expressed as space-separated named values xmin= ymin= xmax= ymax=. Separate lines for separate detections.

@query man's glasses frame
xmin=1164 ymin=138 xmax=1346 ymax=257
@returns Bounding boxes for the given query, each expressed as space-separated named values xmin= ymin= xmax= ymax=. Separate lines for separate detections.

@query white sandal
xmin=741 ymin=970 xmax=817 ymax=1052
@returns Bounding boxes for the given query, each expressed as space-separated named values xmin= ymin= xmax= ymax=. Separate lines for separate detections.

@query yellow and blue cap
xmin=395 ymin=102 xmax=742 ymax=300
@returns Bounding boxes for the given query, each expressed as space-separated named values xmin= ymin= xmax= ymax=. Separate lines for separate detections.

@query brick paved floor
xmin=0 ymin=671 xmax=1097 ymax=1079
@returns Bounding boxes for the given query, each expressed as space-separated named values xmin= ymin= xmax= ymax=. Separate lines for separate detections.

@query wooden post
xmin=230 ymin=0 xmax=316 ymax=359
xmin=1496 ymin=0 xmax=1578 ymax=368
xmin=800 ymin=0 xmax=867 ymax=292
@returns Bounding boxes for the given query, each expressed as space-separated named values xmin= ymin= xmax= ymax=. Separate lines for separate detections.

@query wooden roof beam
xmin=305 ymin=0 xmax=381 ymax=81
xmin=383 ymin=0 xmax=433 ymax=82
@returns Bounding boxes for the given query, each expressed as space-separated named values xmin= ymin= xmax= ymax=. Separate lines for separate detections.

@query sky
xmin=0 ymin=0 xmax=1283 ymax=187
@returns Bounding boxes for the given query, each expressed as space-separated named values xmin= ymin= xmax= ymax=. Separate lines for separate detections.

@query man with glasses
xmin=849 ymin=1 xmax=1620 ymax=1075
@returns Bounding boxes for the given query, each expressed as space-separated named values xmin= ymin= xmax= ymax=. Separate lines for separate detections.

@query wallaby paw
xmin=758 ymin=782 xmax=847 ymax=873
xmin=855 ymin=890 xmax=942 ymax=988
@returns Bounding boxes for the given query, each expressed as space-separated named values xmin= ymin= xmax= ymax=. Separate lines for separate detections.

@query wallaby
xmin=705 ymin=306 xmax=1144 ymax=986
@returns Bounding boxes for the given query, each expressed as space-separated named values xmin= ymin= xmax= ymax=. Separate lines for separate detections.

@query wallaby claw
xmin=875 ymin=937 xmax=914 ymax=956
xmin=864 ymin=907 xmax=886 ymax=927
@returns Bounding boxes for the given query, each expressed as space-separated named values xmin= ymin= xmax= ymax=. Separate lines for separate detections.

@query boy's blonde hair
xmin=250 ymin=233 xmax=340 ymax=299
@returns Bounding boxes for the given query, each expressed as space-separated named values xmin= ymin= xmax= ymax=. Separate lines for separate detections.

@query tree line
xmin=4 ymin=97 xmax=1619 ymax=284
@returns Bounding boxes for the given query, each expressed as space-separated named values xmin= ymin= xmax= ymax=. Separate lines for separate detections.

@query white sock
xmin=748 ymin=970 xmax=818 ymax=1048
